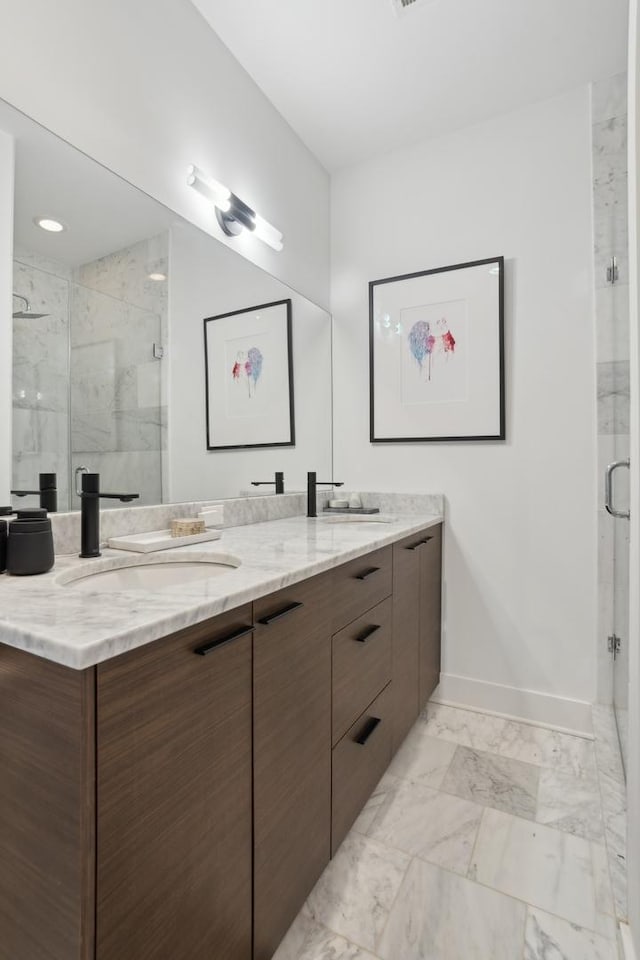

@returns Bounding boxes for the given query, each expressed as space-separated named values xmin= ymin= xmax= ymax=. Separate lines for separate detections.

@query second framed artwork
xmin=369 ymin=257 xmax=505 ymax=442
xmin=204 ymin=298 xmax=295 ymax=450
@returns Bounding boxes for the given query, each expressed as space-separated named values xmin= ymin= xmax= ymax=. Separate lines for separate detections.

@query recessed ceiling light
xmin=148 ymin=272 xmax=167 ymax=282
xmin=34 ymin=217 xmax=65 ymax=233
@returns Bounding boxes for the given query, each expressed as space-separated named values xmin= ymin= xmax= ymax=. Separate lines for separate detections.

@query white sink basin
xmin=58 ymin=554 xmax=240 ymax=593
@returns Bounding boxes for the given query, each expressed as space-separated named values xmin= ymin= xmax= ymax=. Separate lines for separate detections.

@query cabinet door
xmin=391 ymin=538 xmax=421 ymax=753
xmin=96 ymin=607 xmax=253 ymax=960
xmin=253 ymin=574 xmax=332 ymax=960
xmin=0 ymin=646 xmax=95 ymax=960
xmin=419 ymin=525 xmax=442 ymax=709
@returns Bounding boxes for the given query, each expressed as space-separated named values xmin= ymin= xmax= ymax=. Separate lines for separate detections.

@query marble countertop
xmin=0 ymin=512 xmax=442 ymax=670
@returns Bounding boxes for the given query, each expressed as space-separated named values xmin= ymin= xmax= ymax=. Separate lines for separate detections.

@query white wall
xmin=331 ymin=88 xmax=598 ymax=732
xmin=0 ymin=130 xmax=13 ymax=503
xmin=168 ymin=224 xmax=332 ymax=501
xmin=625 ymin=1 xmax=640 ymax=951
xmin=0 ymin=0 xmax=329 ymax=309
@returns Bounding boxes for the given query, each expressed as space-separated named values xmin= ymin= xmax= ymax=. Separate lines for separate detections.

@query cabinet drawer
xmin=331 ymin=683 xmax=392 ymax=855
xmin=331 ymin=546 xmax=392 ymax=632
xmin=332 ymin=597 xmax=392 ymax=746
xmin=394 ymin=524 xmax=441 ymax=555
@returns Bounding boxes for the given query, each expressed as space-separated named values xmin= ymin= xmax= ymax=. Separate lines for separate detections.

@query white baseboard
xmin=433 ymin=673 xmax=594 ymax=738
xmin=620 ymin=923 xmax=637 ymax=960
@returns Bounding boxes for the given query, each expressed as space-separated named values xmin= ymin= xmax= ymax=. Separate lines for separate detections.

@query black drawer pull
xmin=405 ymin=536 xmax=433 ymax=551
xmin=355 ymin=567 xmax=381 ymax=581
xmin=355 ymin=716 xmax=382 ymax=746
xmin=354 ymin=624 xmax=381 ymax=644
xmin=194 ymin=625 xmax=253 ymax=655
xmin=258 ymin=601 xmax=304 ymax=626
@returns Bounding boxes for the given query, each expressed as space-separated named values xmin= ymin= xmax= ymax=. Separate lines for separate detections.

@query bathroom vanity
xmin=0 ymin=512 xmax=442 ymax=960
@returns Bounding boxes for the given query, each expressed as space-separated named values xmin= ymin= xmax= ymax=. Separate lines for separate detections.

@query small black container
xmin=0 ymin=520 xmax=7 ymax=573
xmin=6 ymin=517 xmax=55 ymax=576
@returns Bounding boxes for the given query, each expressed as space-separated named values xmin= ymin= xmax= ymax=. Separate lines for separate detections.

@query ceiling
xmin=0 ymin=100 xmax=178 ymax=267
xmin=191 ymin=0 xmax=629 ymax=171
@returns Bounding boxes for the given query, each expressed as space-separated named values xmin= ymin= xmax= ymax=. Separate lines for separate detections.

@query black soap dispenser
xmin=6 ymin=509 xmax=55 ymax=575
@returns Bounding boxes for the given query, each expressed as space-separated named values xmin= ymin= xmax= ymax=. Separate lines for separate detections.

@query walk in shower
xmin=11 ymin=234 xmax=168 ymax=512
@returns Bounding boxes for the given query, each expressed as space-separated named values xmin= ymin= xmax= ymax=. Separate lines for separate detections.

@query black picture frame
xmin=204 ymin=298 xmax=295 ymax=450
xmin=369 ymin=256 xmax=505 ymax=443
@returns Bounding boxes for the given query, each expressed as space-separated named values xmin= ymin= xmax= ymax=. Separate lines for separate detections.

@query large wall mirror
xmin=2 ymin=99 xmax=332 ymax=512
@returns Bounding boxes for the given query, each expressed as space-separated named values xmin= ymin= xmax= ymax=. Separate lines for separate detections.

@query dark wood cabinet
xmin=391 ymin=524 xmax=443 ymax=753
xmin=96 ymin=606 xmax=254 ymax=960
xmin=0 ymin=645 xmax=95 ymax=960
xmin=0 ymin=522 xmax=442 ymax=960
xmin=253 ymin=575 xmax=332 ymax=960
xmin=419 ymin=525 xmax=442 ymax=710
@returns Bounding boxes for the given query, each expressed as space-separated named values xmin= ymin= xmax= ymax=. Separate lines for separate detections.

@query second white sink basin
xmin=59 ymin=554 xmax=240 ymax=593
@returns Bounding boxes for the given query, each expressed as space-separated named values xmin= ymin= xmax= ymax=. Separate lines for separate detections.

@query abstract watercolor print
xmin=408 ymin=317 xmax=456 ymax=382
xmin=232 ymin=345 xmax=264 ymax=398
xmin=400 ymin=299 xmax=468 ymax=406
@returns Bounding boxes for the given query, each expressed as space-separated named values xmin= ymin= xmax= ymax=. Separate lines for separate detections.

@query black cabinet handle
xmin=194 ymin=624 xmax=253 ymax=655
xmin=257 ymin=601 xmax=304 ymax=626
xmin=354 ymin=624 xmax=381 ymax=644
xmin=405 ymin=536 xmax=433 ymax=551
xmin=355 ymin=716 xmax=382 ymax=746
xmin=355 ymin=567 xmax=380 ymax=581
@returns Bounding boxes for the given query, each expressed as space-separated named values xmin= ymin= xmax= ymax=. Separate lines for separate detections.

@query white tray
xmin=107 ymin=528 xmax=222 ymax=553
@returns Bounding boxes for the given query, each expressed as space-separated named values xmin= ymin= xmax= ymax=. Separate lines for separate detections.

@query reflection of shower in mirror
xmin=12 ymin=293 xmax=50 ymax=320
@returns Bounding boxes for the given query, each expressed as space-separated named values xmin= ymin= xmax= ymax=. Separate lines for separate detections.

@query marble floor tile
xmin=424 ymin=704 xmax=597 ymax=778
xmin=497 ymin=722 xmax=598 ymax=778
xmin=352 ymin=773 xmax=399 ymax=836
xmin=272 ymin=906 xmax=315 ymax=960
xmin=306 ymin=832 xmax=410 ymax=954
xmin=537 ymin=767 xmax=604 ymax=841
xmin=387 ymin=724 xmax=456 ymax=788
xmin=377 ymin=857 xmax=527 ymax=960
xmin=524 ymin=906 xmax=618 ymax=960
xmin=272 ymin=908 xmax=380 ymax=960
xmin=469 ymin=808 xmax=614 ymax=935
xmin=365 ymin=777 xmax=483 ymax=874
xmin=421 ymin=703 xmax=509 ymax=754
xmin=441 ymin=745 xmax=540 ymax=820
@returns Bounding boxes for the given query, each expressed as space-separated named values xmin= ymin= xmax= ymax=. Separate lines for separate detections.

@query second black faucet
xmin=78 ymin=472 xmax=139 ymax=558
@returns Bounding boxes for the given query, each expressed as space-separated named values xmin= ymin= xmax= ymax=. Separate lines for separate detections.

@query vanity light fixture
xmin=34 ymin=216 xmax=65 ymax=233
xmin=186 ymin=164 xmax=283 ymax=252
xmin=148 ymin=272 xmax=167 ymax=282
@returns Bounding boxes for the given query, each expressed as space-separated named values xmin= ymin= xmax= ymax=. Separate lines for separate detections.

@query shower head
xmin=12 ymin=293 xmax=49 ymax=320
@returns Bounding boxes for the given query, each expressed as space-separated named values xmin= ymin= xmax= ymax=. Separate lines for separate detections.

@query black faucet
xmin=251 ymin=471 xmax=285 ymax=495
xmin=11 ymin=472 xmax=58 ymax=513
xmin=78 ymin=472 xmax=139 ymax=558
xmin=307 ymin=472 xmax=344 ymax=518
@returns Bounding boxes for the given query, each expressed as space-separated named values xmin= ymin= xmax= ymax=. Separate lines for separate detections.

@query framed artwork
xmin=204 ymin=298 xmax=295 ymax=450
xmin=369 ymin=256 xmax=505 ymax=442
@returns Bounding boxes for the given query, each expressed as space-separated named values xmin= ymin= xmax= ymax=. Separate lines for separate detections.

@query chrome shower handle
xmin=75 ymin=465 xmax=89 ymax=498
xmin=605 ymin=459 xmax=630 ymax=519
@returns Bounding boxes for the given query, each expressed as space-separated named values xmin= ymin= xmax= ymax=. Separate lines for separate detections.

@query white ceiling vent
xmin=389 ymin=0 xmax=435 ymax=15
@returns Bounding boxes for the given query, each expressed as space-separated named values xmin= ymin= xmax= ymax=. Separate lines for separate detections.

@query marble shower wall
xmin=592 ymin=75 xmax=630 ymax=745
xmin=70 ymin=234 xmax=168 ymax=508
xmin=11 ymin=253 xmax=71 ymax=509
